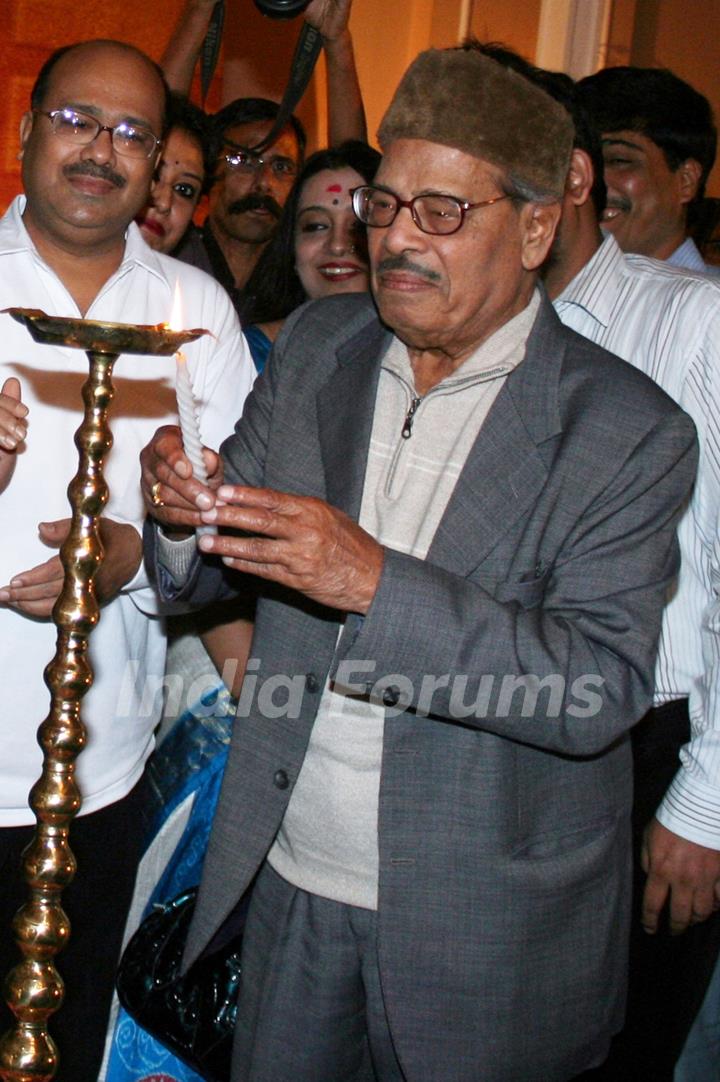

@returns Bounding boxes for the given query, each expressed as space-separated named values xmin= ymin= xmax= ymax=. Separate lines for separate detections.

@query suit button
xmin=273 ymin=769 xmax=289 ymax=790
xmin=382 ymin=686 xmax=400 ymax=707
xmin=305 ymin=672 xmax=320 ymax=693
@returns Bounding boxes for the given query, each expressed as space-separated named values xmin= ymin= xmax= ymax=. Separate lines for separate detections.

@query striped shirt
xmin=555 ymin=234 xmax=720 ymax=848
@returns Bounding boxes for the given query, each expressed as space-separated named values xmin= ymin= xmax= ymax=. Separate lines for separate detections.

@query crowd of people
xmin=0 ymin=2 xmax=719 ymax=1081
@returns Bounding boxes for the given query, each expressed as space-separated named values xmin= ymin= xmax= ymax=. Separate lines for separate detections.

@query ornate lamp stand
xmin=0 ymin=310 xmax=206 ymax=1081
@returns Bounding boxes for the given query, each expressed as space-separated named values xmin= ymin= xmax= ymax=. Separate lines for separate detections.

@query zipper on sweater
xmin=401 ymin=396 xmax=422 ymax=439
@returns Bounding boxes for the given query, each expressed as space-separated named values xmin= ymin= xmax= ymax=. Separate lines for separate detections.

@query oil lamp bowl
xmin=3 ymin=308 xmax=208 ymax=355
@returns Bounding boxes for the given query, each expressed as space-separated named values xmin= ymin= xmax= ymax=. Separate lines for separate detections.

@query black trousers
xmin=575 ymin=700 xmax=720 ymax=1081
xmin=0 ymin=774 xmax=149 ymax=1081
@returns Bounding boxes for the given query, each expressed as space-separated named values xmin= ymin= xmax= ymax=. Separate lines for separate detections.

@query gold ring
xmin=151 ymin=481 xmax=164 ymax=508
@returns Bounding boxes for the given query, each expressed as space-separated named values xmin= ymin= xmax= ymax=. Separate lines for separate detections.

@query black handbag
xmin=116 ymin=887 xmax=243 ymax=1082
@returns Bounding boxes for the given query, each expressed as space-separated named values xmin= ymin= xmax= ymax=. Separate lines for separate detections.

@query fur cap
xmin=378 ymin=48 xmax=573 ymax=199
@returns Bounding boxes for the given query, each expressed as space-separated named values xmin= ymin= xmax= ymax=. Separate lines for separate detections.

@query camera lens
xmin=254 ymin=0 xmax=310 ymax=17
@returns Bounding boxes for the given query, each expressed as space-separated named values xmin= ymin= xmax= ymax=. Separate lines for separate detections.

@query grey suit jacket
xmin=149 ymin=291 xmax=697 ymax=1081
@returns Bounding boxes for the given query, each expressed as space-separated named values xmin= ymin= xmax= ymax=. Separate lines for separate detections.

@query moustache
xmin=227 ymin=194 xmax=282 ymax=218
xmin=604 ymin=196 xmax=631 ymax=213
xmin=64 ymin=160 xmax=126 ymax=189
xmin=375 ymin=254 xmax=441 ymax=283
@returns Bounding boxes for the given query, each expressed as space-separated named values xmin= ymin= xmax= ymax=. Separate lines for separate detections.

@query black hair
xmin=30 ymin=40 xmax=170 ymax=136
xmin=211 ymin=97 xmax=306 ymax=163
xmin=463 ymin=40 xmax=607 ymax=217
xmin=239 ymin=139 xmax=381 ymax=326
xmin=576 ymin=66 xmax=717 ymax=202
xmin=166 ymin=93 xmax=214 ymax=193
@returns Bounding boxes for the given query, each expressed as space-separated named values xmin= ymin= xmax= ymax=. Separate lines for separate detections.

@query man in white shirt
xmin=516 ymin=61 xmax=720 ymax=1080
xmin=576 ymin=66 xmax=719 ymax=276
xmin=0 ymin=39 xmax=253 ymax=1079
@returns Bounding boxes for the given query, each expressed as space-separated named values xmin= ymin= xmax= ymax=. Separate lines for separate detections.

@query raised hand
xmin=0 ymin=377 xmax=28 ymax=493
xmin=304 ymin=0 xmax=353 ymax=42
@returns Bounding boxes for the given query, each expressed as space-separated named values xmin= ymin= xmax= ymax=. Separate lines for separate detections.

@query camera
xmin=254 ymin=0 xmax=310 ymax=17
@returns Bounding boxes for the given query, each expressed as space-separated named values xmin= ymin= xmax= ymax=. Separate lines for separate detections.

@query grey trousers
xmin=231 ymin=861 xmax=407 ymax=1082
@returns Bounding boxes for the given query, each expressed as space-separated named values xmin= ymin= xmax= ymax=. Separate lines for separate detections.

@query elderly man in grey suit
xmin=141 ymin=49 xmax=697 ymax=1082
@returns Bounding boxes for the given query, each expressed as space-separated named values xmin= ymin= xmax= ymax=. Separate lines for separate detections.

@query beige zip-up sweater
xmin=268 ymin=291 xmax=540 ymax=909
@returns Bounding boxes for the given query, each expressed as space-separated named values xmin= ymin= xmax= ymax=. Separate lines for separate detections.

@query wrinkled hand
xmin=140 ymin=424 xmax=223 ymax=535
xmin=641 ymin=818 xmax=720 ymax=935
xmin=197 ymin=484 xmax=384 ymax=613
xmin=0 ymin=517 xmax=143 ymax=617
xmin=305 ymin=0 xmax=352 ymax=41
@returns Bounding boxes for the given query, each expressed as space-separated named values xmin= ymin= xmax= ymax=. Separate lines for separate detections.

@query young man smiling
xmin=577 ymin=66 xmax=718 ymax=274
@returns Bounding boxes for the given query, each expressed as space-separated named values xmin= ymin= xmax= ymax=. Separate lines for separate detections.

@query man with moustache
xmin=141 ymin=49 xmax=696 ymax=1081
xmin=174 ymin=98 xmax=306 ymax=308
xmin=0 ymin=39 xmax=253 ymax=1079
xmin=528 ymin=65 xmax=720 ymax=1082
xmin=576 ymin=67 xmax=719 ymax=275
xmin=168 ymin=0 xmax=366 ymax=309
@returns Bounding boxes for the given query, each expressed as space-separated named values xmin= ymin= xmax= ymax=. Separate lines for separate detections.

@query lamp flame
xmin=169 ymin=281 xmax=184 ymax=332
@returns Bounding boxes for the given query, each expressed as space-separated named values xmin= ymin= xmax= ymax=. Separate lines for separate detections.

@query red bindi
xmin=326 ymin=184 xmax=342 ymax=192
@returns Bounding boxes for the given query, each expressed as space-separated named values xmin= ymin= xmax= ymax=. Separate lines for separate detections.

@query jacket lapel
xmin=317 ymin=316 xmax=391 ymax=519
xmin=429 ymin=296 xmax=566 ymax=575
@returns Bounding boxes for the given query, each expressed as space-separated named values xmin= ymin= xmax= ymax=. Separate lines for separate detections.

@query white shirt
xmin=555 ymin=234 xmax=720 ymax=848
xmin=0 ymin=197 xmax=254 ymax=825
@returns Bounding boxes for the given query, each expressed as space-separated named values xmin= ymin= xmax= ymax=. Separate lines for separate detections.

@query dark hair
xmin=239 ymin=140 xmax=381 ymax=325
xmin=464 ymin=41 xmax=606 ymax=217
xmin=576 ymin=66 xmax=717 ymax=202
xmin=166 ymin=93 xmax=214 ymax=193
xmin=30 ymin=40 xmax=170 ymax=135
xmin=211 ymin=97 xmax=306 ymax=163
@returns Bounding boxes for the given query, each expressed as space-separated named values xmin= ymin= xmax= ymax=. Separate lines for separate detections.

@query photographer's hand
xmin=306 ymin=0 xmax=367 ymax=144
xmin=305 ymin=0 xmax=352 ymax=42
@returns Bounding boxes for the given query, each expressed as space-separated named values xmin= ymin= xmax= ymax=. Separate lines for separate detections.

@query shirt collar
xmin=667 ymin=236 xmax=709 ymax=273
xmin=121 ymin=219 xmax=175 ymax=287
xmin=554 ymin=233 xmax=627 ymax=329
xmin=0 ymin=194 xmax=170 ymax=289
xmin=0 ymin=196 xmax=34 ymax=255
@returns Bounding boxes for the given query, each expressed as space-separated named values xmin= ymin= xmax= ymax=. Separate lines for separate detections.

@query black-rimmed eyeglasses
xmin=351 ymin=184 xmax=511 ymax=236
xmin=35 ymin=108 xmax=161 ymax=160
